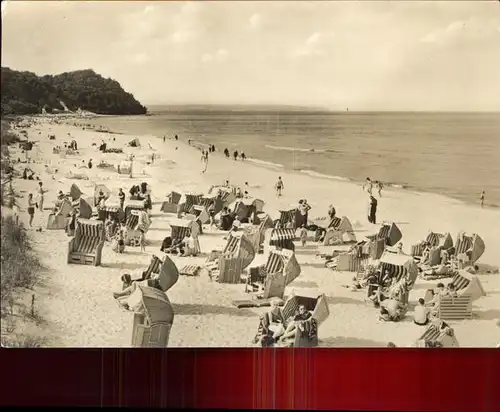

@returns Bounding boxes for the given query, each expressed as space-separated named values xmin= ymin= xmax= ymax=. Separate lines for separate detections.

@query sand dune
xmin=6 ymin=117 xmax=500 ymax=347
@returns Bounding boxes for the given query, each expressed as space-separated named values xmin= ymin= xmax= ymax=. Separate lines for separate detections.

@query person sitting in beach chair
xmin=121 ymin=273 xmax=133 ymax=290
xmin=254 ymin=299 xmax=286 ymax=347
xmin=160 ymin=236 xmax=173 ymax=252
xmin=446 ymin=283 xmax=458 ymax=298
xmin=278 ymin=304 xmax=312 ymax=343
xmin=113 ymin=273 xmax=162 ymax=307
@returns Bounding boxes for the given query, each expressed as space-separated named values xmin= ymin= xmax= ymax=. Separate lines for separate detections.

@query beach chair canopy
xmin=127 ymin=285 xmax=174 ymax=325
xmin=166 ymin=191 xmax=182 ymax=204
xmin=376 ymin=222 xmax=402 ymax=247
xmin=378 ymin=252 xmax=418 ymax=286
xmin=169 ymin=218 xmax=194 ymax=229
xmin=455 ymin=232 xmax=485 ymax=263
xmin=158 ymin=255 xmax=180 ymax=292
xmin=426 ymin=231 xmax=453 ymax=249
xmin=270 ymin=228 xmax=296 ymax=241
xmin=129 ymin=138 xmax=141 ymax=147
xmin=70 ymin=183 xmax=82 ymax=201
xmin=94 ymin=184 xmax=111 ymax=202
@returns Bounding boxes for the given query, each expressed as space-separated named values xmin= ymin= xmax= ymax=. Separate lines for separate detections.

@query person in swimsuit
xmin=27 ymin=193 xmax=37 ymax=227
xmin=275 ymin=176 xmax=284 ymax=197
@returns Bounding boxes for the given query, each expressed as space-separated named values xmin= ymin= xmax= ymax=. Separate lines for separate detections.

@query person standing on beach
xmin=241 ymin=152 xmax=246 ymax=161
xmin=480 ymin=191 xmax=485 ymax=207
xmin=37 ymin=182 xmax=46 ymax=213
xmin=376 ymin=181 xmax=383 ymax=197
xmin=275 ymin=176 xmax=284 ymax=197
xmin=139 ymin=229 xmax=146 ymax=253
xmin=88 ymin=158 xmax=93 ymax=169
xmin=364 ymin=177 xmax=372 ymax=195
xmin=202 ymin=150 xmax=209 ymax=174
xmin=27 ymin=193 xmax=37 ymax=227
xmin=368 ymin=195 xmax=378 ymax=224
xmin=163 ymin=135 xmax=166 ymax=143
xmin=129 ymin=155 xmax=134 ymax=179
xmin=233 ymin=150 xmax=239 ymax=161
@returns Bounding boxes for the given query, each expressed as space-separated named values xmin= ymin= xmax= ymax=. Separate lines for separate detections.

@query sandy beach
xmin=5 ymin=115 xmax=500 ymax=348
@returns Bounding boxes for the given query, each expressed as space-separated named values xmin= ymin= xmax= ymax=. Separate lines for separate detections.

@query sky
xmin=2 ymin=0 xmax=500 ymax=111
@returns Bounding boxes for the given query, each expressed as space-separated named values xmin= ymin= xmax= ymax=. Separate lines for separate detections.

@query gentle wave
xmin=299 ymin=169 xmax=351 ymax=182
xmin=266 ymin=144 xmax=331 ymax=154
xmin=246 ymin=158 xmax=285 ymax=170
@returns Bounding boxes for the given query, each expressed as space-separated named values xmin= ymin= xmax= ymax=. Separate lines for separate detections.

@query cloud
xmin=201 ymin=48 xmax=228 ymax=64
xmin=420 ymin=18 xmax=499 ymax=45
xmin=291 ymin=32 xmax=333 ymax=59
xmin=249 ymin=13 xmax=262 ymax=29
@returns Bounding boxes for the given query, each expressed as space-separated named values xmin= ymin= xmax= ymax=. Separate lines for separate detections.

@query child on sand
xmin=376 ymin=181 xmax=383 ymax=197
xmin=480 ymin=191 xmax=485 ymax=207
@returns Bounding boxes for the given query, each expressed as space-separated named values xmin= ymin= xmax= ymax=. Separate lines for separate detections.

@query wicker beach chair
xmin=46 ymin=198 xmax=73 ymax=230
xmin=160 ymin=191 xmax=182 ymax=213
xmin=416 ymin=321 xmax=459 ymax=348
xmin=67 ymin=219 xmax=104 ymax=266
xmin=424 ymin=271 xmax=486 ymax=303
xmin=436 ymin=295 xmax=473 ymax=320
xmin=127 ymin=285 xmax=174 ymax=348
xmin=454 ymin=232 xmax=485 ymax=265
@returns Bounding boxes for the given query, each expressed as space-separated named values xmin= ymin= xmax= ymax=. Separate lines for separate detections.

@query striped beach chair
xmin=377 ymin=222 xmax=402 ymax=247
xmin=425 ymin=271 xmax=486 ymax=303
xmin=454 ymin=232 xmax=485 ymax=264
xmin=124 ymin=210 xmax=152 ymax=246
xmin=124 ymin=199 xmax=146 ymax=219
xmin=282 ymin=294 xmax=329 ymax=346
xmin=170 ymin=219 xmax=193 ymax=243
xmin=378 ymin=251 xmax=419 ymax=303
xmin=269 ymin=228 xmax=297 ymax=251
xmin=211 ymin=233 xmax=256 ymax=284
xmin=323 ymin=216 xmax=357 ymax=245
xmin=416 ymin=322 xmax=459 ymax=348
xmin=177 ymin=193 xmax=203 ymax=216
xmin=278 ymin=208 xmax=297 ymax=229
xmin=436 ymin=295 xmax=473 ymax=320
xmin=262 ymin=248 xmax=301 ymax=286
xmin=67 ymin=219 xmax=105 ymax=266
xmin=426 ymin=232 xmax=454 ymax=249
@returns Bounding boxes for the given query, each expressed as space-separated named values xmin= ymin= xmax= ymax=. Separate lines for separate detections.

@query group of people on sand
xmin=223 ymin=148 xmax=247 ymax=161
xmin=256 ymin=299 xmax=315 ymax=347
xmin=26 ymin=182 xmax=47 ymax=227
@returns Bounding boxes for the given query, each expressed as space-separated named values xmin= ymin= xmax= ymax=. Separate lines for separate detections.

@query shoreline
xmin=53 ymin=115 xmax=500 ymax=266
xmin=3 ymin=115 xmax=500 ymax=348
xmin=74 ymin=114 xmax=499 ymax=211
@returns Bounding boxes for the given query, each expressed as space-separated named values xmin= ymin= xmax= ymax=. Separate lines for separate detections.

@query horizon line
xmin=144 ymin=104 xmax=500 ymax=114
